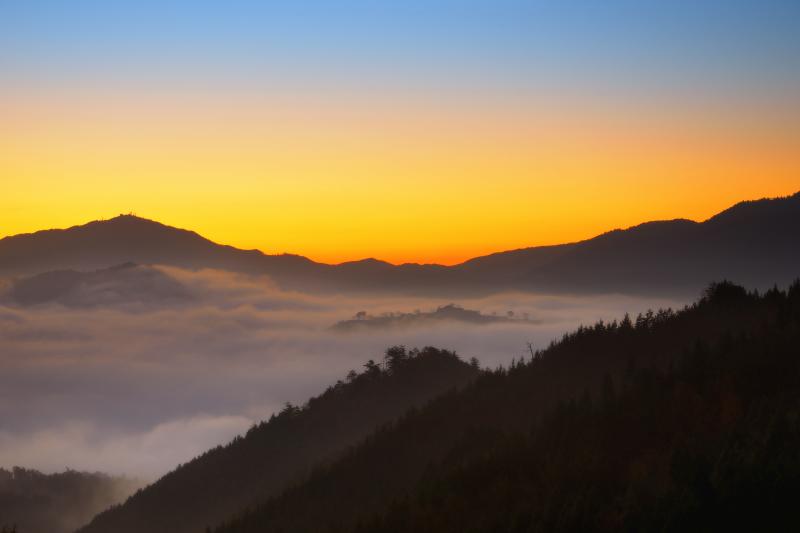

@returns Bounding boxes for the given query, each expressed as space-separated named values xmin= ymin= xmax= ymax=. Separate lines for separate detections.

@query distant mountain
xmin=3 ymin=263 xmax=192 ymax=307
xmin=205 ymin=281 xmax=800 ymax=533
xmin=0 ymin=214 xmax=321 ymax=280
xmin=1 ymin=193 xmax=797 ymax=296
xmin=77 ymin=348 xmax=479 ymax=533
xmin=0 ymin=467 xmax=140 ymax=533
xmin=457 ymin=192 xmax=800 ymax=295
xmin=332 ymin=304 xmax=535 ymax=332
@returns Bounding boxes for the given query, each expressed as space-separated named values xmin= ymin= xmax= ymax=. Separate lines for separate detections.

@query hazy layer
xmin=0 ymin=266 xmax=685 ymax=478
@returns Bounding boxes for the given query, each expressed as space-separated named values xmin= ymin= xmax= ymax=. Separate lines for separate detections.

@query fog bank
xmin=0 ymin=266 xmax=686 ymax=477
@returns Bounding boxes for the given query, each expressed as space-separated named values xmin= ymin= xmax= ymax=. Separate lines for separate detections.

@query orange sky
xmin=2 ymin=87 xmax=798 ymax=265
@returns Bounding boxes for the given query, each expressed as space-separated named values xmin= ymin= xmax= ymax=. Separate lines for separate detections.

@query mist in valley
xmin=0 ymin=265 xmax=686 ymax=479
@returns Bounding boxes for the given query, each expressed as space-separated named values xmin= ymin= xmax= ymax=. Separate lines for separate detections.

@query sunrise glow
xmin=2 ymin=1 xmax=798 ymax=264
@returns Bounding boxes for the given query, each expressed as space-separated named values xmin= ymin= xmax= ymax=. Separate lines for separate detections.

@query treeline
xmin=332 ymin=304 xmax=530 ymax=332
xmin=213 ymin=281 xmax=800 ymax=532
xmin=78 ymin=347 xmax=480 ymax=533
xmin=0 ymin=467 xmax=139 ymax=533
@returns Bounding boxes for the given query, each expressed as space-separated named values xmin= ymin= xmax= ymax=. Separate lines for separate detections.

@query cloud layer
xmin=0 ymin=266 xmax=686 ymax=478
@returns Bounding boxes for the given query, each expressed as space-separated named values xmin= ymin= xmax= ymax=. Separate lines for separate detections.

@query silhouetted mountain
xmin=0 ymin=215 xmax=321 ymax=282
xmin=332 ymin=304 xmax=535 ymax=332
xmin=1 ymin=193 xmax=797 ymax=296
xmin=459 ymin=193 xmax=800 ymax=295
xmin=77 ymin=348 xmax=479 ymax=533
xmin=0 ymin=467 xmax=140 ymax=533
xmin=3 ymin=263 xmax=191 ymax=307
xmin=205 ymin=280 xmax=800 ymax=533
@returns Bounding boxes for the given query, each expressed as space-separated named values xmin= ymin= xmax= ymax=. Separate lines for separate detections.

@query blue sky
xmin=2 ymin=0 xmax=798 ymax=92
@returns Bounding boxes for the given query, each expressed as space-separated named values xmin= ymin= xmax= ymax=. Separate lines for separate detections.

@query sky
xmin=1 ymin=0 xmax=799 ymax=264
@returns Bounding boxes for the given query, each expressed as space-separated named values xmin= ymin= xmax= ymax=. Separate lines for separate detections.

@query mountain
xmin=2 ymin=263 xmax=192 ymax=307
xmin=1 ymin=193 xmax=797 ymax=296
xmin=77 ymin=348 xmax=480 ymax=533
xmin=0 ymin=467 xmax=141 ymax=533
xmin=458 ymin=192 xmax=800 ymax=295
xmin=204 ymin=280 xmax=800 ymax=533
xmin=0 ymin=215 xmax=322 ymax=281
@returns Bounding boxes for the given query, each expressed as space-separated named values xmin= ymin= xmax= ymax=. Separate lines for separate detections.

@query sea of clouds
xmin=0 ymin=266 xmax=688 ymax=478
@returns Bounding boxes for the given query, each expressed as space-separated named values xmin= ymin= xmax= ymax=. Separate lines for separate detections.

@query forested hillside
xmin=213 ymin=281 xmax=800 ymax=532
xmin=78 ymin=348 xmax=479 ymax=533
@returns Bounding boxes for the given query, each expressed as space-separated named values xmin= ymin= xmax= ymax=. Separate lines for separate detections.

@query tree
xmin=364 ymin=359 xmax=381 ymax=376
xmin=384 ymin=345 xmax=408 ymax=373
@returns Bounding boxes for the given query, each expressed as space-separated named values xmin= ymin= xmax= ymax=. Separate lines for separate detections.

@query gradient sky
xmin=2 ymin=0 xmax=799 ymax=264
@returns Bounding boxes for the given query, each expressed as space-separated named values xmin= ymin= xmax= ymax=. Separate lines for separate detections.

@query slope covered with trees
xmin=212 ymin=281 xmax=800 ymax=532
xmin=78 ymin=348 xmax=479 ymax=533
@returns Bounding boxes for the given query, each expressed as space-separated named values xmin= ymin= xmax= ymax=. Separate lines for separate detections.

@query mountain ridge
xmin=1 ymin=192 xmax=797 ymax=296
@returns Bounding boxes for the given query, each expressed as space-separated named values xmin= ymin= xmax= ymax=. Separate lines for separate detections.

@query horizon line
xmin=2 ymin=190 xmax=797 ymax=268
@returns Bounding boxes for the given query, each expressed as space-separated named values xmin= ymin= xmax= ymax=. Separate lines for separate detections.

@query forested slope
xmin=213 ymin=281 xmax=800 ymax=532
xmin=78 ymin=348 xmax=479 ymax=533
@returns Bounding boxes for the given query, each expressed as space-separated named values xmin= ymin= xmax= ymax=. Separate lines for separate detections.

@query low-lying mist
xmin=0 ymin=467 xmax=144 ymax=533
xmin=0 ymin=265 xmax=687 ymax=479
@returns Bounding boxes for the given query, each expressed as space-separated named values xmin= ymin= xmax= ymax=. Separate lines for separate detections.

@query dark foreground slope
xmin=1 ymin=193 xmax=798 ymax=297
xmin=213 ymin=281 xmax=800 ymax=533
xmin=0 ymin=467 xmax=140 ymax=533
xmin=78 ymin=349 xmax=479 ymax=533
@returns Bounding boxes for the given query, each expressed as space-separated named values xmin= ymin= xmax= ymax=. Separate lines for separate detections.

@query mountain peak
xmin=105 ymin=213 xmax=160 ymax=224
xmin=337 ymin=257 xmax=394 ymax=268
xmin=86 ymin=214 xmax=189 ymax=233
